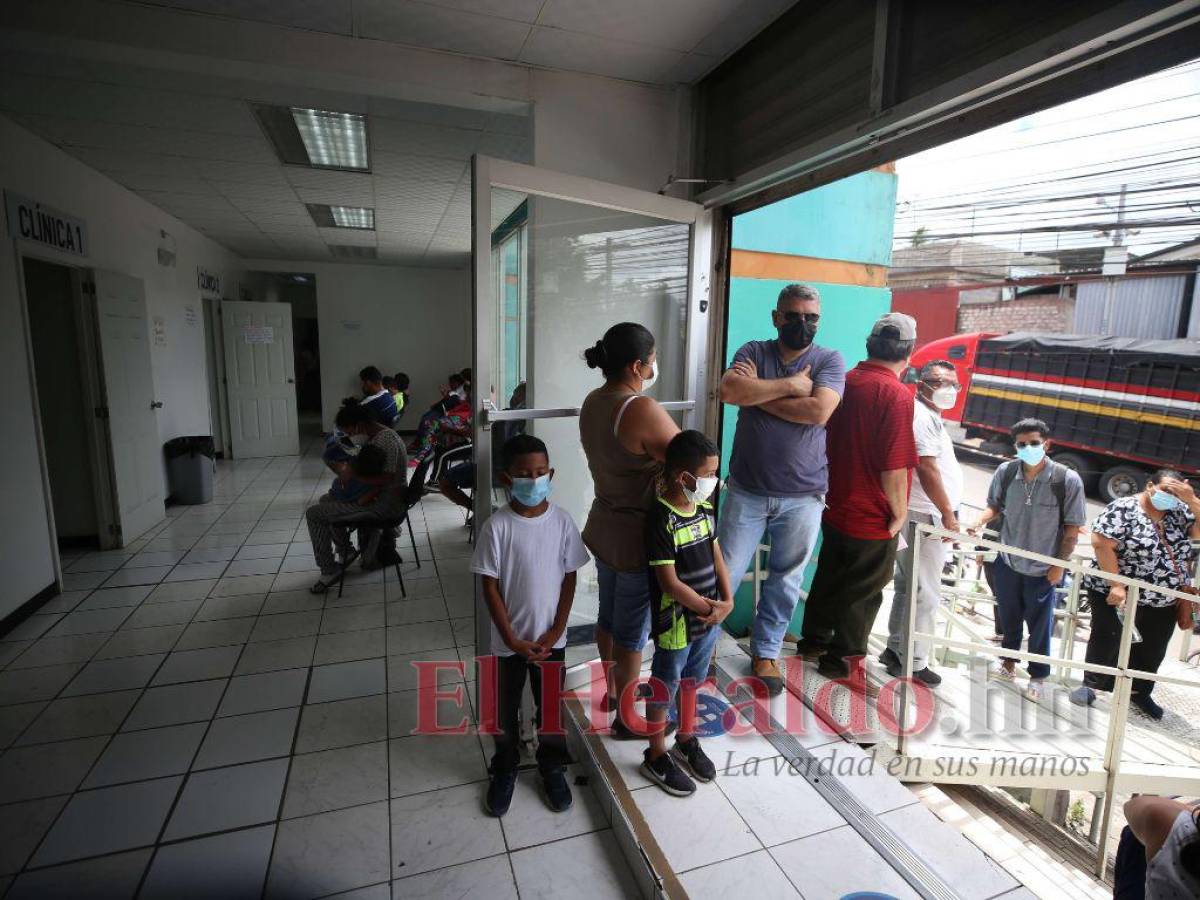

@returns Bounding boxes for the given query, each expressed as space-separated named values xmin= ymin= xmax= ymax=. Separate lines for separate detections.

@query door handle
xmin=150 ymin=401 xmax=164 ymax=409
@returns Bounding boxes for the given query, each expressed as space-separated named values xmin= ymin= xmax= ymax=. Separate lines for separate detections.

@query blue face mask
xmin=1150 ymin=489 xmax=1180 ymax=512
xmin=511 ymin=474 xmax=552 ymax=507
xmin=1015 ymin=444 xmax=1045 ymax=466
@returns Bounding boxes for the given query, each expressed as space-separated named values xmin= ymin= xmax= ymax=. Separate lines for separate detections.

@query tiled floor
xmin=0 ymin=444 xmax=634 ymax=899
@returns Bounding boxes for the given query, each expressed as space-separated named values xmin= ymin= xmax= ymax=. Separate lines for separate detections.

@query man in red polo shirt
xmin=797 ymin=313 xmax=919 ymax=681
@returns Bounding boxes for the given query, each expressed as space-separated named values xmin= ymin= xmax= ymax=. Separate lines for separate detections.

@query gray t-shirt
xmin=986 ymin=460 xmax=1087 ymax=575
xmin=727 ymin=340 xmax=847 ymax=498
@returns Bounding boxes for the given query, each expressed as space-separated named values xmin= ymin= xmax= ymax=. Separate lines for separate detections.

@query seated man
xmin=360 ymin=365 xmax=398 ymax=426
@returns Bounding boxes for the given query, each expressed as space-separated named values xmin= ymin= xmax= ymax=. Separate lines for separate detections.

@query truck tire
xmin=1099 ymin=465 xmax=1148 ymax=503
xmin=1051 ymin=452 xmax=1099 ymax=493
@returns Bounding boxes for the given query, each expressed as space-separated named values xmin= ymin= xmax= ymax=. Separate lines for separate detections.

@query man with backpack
xmin=975 ymin=418 xmax=1087 ymax=701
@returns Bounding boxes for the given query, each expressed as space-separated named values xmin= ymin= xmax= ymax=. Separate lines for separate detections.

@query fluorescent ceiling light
xmin=290 ymin=108 xmax=368 ymax=170
xmin=330 ymin=206 xmax=375 ymax=229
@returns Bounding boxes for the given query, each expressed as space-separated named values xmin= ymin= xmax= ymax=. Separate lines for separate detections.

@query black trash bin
xmin=164 ymin=436 xmax=215 ymax=505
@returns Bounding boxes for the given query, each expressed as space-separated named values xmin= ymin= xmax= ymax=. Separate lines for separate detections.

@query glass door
xmin=471 ymin=157 xmax=714 ymax=657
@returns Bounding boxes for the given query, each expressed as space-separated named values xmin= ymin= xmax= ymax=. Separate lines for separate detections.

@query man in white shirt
xmin=880 ymin=360 xmax=964 ymax=685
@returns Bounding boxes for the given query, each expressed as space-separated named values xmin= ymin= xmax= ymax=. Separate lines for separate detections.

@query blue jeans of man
xmin=991 ymin=555 xmax=1056 ymax=680
xmin=716 ymin=484 xmax=824 ymax=660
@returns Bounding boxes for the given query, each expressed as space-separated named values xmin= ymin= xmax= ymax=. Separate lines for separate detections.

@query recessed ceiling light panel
xmin=330 ymin=206 xmax=375 ymax=229
xmin=291 ymin=108 xmax=368 ymax=170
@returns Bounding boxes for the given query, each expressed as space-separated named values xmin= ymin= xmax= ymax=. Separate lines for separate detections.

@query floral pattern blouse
xmin=1082 ymin=496 xmax=1196 ymax=607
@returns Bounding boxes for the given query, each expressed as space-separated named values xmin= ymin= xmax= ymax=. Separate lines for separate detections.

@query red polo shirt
xmin=823 ymin=361 xmax=919 ymax=540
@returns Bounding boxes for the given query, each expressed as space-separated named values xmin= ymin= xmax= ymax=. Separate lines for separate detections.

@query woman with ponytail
xmin=579 ymin=323 xmax=680 ymax=739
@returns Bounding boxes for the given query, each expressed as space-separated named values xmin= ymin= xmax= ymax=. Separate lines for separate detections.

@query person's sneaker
xmin=1069 ymin=685 xmax=1096 ymax=707
xmin=1023 ymin=679 xmax=1044 ymax=703
xmin=671 ymin=736 xmax=716 ymax=782
xmin=913 ymin=667 xmax=942 ymax=687
xmin=878 ymin=646 xmax=901 ymax=670
xmin=752 ymin=657 xmax=784 ymax=697
xmin=794 ymin=637 xmax=830 ymax=657
xmin=1131 ymin=692 xmax=1165 ymax=720
xmin=641 ymin=749 xmax=696 ymax=796
xmin=816 ymin=654 xmax=850 ymax=680
xmin=540 ymin=767 xmax=573 ymax=813
xmin=485 ymin=771 xmax=518 ymax=817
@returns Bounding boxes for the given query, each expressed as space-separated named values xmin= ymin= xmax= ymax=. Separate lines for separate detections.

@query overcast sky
xmin=894 ymin=59 xmax=1200 ymax=259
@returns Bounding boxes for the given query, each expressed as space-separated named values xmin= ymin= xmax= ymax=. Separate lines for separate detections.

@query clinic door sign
xmin=197 ymin=267 xmax=221 ymax=297
xmin=4 ymin=191 xmax=88 ymax=257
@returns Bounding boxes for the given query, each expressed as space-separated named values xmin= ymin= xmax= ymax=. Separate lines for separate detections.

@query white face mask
xmin=683 ymin=475 xmax=719 ymax=505
xmin=349 ymin=434 xmax=368 ymax=447
xmin=930 ymin=386 xmax=958 ymax=410
xmin=641 ymin=359 xmax=659 ymax=392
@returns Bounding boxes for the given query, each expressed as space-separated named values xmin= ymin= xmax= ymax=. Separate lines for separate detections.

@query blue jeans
xmin=717 ymin=484 xmax=824 ymax=659
xmin=649 ymin=624 xmax=722 ymax=709
xmin=991 ymin=555 xmax=1056 ymax=679
xmin=596 ymin=561 xmax=656 ymax=652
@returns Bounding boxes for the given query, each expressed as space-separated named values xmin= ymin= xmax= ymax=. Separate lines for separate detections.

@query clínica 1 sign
xmin=4 ymin=191 xmax=88 ymax=257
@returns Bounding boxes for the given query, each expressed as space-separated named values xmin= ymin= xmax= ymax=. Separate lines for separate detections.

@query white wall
xmin=239 ymin=261 xmax=471 ymax=429
xmin=0 ymin=114 xmax=241 ymax=613
xmin=532 ymin=70 xmax=684 ymax=193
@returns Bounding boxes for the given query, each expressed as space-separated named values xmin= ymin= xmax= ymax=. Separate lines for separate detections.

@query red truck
xmin=907 ymin=332 xmax=1200 ymax=501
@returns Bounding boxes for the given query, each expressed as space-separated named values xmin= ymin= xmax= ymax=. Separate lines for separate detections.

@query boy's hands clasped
xmin=699 ymin=597 xmax=734 ymax=626
xmin=507 ymin=625 xmax=564 ymax=661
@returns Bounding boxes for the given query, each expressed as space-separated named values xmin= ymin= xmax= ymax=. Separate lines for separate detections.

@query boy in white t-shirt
xmin=471 ymin=433 xmax=590 ymax=818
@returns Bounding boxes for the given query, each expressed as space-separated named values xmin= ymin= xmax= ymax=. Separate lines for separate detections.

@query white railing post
xmin=1058 ymin=565 xmax=1082 ymax=683
xmin=896 ymin=522 xmax=921 ymax=758
xmin=1095 ymin=582 xmax=1139 ymax=879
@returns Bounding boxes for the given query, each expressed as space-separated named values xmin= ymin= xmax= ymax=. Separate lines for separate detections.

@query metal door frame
xmin=470 ymin=155 xmax=716 ymax=656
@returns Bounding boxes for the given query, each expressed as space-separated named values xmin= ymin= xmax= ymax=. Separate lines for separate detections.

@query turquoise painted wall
xmin=719 ymin=168 xmax=898 ymax=639
xmin=733 ymin=170 xmax=897 ymax=266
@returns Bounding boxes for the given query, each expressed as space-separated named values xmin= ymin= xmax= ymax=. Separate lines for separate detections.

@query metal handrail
xmin=482 ymin=399 xmax=695 ymax=423
xmin=897 ymin=522 xmax=1200 ymax=880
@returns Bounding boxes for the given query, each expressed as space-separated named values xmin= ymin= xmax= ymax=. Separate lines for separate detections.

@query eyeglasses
xmin=1014 ymin=440 xmax=1044 ymax=448
xmin=780 ymin=312 xmax=820 ymax=324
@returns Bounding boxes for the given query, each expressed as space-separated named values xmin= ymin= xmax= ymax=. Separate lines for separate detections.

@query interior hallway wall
xmin=0 ymin=114 xmax=242 ymax=613
xmin=239 ymin=261 xmax=470 ymax=431
xmin=721 ymin=168 xmax=898 ymax=638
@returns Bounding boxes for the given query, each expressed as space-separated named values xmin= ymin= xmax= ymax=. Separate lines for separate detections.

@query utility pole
xmin=1100 ymin=184 xmax=1128 ymax=335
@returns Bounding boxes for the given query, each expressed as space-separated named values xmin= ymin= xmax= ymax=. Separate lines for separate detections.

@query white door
xmin=92 ymin=269 xmax=164 ymax=544
xmin=221 ymin=300 xmax=299 ymax=458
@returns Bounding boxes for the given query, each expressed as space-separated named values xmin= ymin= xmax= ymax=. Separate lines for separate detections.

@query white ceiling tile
xmin=135 ymin=0 xmax=354 ymax=35
xmin=691 ymin=0 xmax=797 ymax=57
xmin=538 ymin=0 xmax=733 ymax=52
xmin=659 ymin=52 xmax=722 ymax=84
xmin=214 ymin=183 xmax=300 ymax=204
xmin=371 ymin=119 xmax=480 ymax=160
xmin=284 ymin=168 xmax=373 ymax=192
xmin=113 ymin=174 xmax=221 ymax=195
xmin=196 ymin=162 xmax=292 ymax=185
xmin=66 ymin=147 xmax=199 ymax=178
xmin=317 ymin=227 xmax=377 ymax=245
xmin=520 ymin=27 xmax=685 ymax=83
xmin=372 ymin=154 xmax=466 ymax=184
xmin=137 ymin=191 xmax=242 ymax=213
xmin=357 ymin=0 xmax=531 ymax=60
xmin=416 ymin=0 xmax=545 ymax=24
xmin=293 ymin=186 xmax=375 ymax=206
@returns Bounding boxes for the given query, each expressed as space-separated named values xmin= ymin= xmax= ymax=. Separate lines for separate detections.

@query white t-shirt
xmin=470 ymin=503 xmax=591 ymax=656
xmin=908 ymin=400 xmax=963 ymax=518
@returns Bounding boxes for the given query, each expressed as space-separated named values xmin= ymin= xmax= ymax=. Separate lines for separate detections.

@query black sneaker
xmin=540 ymin=767 xmax=573 ymax=813
xmin=485 ymin=771 xmax=518 ymax=817
xmin=879 ymin=646 xmax=900 ymax=670
xmin=640 ymin=749 xmax=696 ymax=796
xmin=913 ymin=667 xmax=942 ymax=687
xmin=671 ymin=736 xmax=716 ymax=782
xmin=1131 ymin=692 xmax=1165 ymax=720
xmin=795 ymin=637 xmax=830 ymax=657
xmin=817 ymin=654 xmax=850 ymax=680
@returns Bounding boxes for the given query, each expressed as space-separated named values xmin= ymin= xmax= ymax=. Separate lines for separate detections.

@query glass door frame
xmin=470 ymin=154 xmax=715 ymax=655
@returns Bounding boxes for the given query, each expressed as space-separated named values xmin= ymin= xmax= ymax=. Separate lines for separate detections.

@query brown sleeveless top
xmin=579 ymin=389 xmax=662 ymax=572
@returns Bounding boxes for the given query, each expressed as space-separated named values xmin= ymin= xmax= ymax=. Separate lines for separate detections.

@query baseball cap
xmin=870 ymin=312 xmax=917 ymax=342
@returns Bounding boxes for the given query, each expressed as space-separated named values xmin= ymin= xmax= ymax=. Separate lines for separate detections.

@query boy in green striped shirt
xmin=641 ymin=431 xmax=735 ymax=796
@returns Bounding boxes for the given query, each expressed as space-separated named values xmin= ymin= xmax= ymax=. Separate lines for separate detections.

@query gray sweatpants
xmin=887 ymin=512 xmax=948 ymax=671
xmin=305 ymin=493 xmax=402 ymax=574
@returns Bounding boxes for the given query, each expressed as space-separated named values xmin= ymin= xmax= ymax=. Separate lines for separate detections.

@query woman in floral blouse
xmin=1071 ymin=470 xmax=1200 ymax=719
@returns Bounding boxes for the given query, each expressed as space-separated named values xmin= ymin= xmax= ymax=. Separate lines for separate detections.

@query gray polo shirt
xmin=727 ymin=340 xmax=846 ymax=498
xmin=986 ymin=460 xmax=1087 ymax=575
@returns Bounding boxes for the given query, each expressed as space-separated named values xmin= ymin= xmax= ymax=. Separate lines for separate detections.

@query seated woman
xmin=1071 ymin=470 xmax=1200 ymax=719
xmin=1115 ymin=795 xmax=1200 ymax=899
xmin=306 ymin=400 xmax=407 ymax=593
xmin=409 ymin=385 xmax=472 ymax=467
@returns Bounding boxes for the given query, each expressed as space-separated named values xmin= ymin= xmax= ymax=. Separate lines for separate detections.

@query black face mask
xmin=779 ymin=319 xmax=817 ymax=351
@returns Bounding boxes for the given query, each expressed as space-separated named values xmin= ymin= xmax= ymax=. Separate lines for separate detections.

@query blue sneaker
xmin=485 ymin=771 xmax=517 ymax=817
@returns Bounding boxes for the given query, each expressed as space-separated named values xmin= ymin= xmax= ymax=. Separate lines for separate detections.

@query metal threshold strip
xmin=711 ymin=656 xmax=964 ymax=900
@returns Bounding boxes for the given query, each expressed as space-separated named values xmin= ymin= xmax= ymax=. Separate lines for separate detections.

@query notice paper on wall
xmin=152 ymin=315 xmax=167 ymax=347
xmin=242 ymin=325 xmax=274 ymax=345
xmin=184 ymin=305 xmax=198 ymax=327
